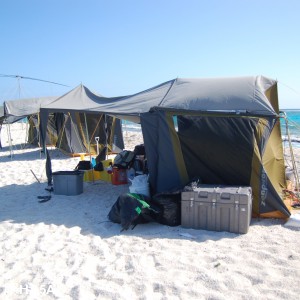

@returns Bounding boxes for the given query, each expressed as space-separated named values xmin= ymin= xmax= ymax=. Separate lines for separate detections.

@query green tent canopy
xmin=39 ymin=76 xmax=289 ymax=218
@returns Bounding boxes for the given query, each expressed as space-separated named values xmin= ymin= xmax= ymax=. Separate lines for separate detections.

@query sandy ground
xmin=1 ymin=123 xmax=300 ymax=300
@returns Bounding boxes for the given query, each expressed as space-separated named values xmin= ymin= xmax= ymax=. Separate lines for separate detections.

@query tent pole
xmin=84 ymin=113 xmax=94 ymax=183
xmin=124 ymin=119 xmax=128 ymax=138
xmin=6 ymin=123 xmax=14 ymax=159
xmin=0 ymin=123 xmax=2 ymax=150
xmin=95 ymin=137 xmax=99 ymax=155
xmin=25 ymin=118 xmax=28 ymax=147
xmin=37 ymin=112 xmax=42 ymax=159
xmin=57 ymin=114 xmax=68 ymax=151
xmin=104 ymin=114 xmax=108 ymax=160
xmin=23 ymin=117 xmax=29 ymax=149
xmin=281 ymin=112 xmax=300 ymax=196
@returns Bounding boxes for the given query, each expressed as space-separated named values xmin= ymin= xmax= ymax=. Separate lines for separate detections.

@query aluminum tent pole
xmin=84 ymin=113 xmax=94 ymax=183
xmin=104 ymin=114 xmax=108 ymax=160
xmin=6 ymin=123 xmax=14 ymax=159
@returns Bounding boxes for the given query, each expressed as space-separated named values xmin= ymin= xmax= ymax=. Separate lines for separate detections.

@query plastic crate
xmin=53 ymin=170 xmax=84 ymax=196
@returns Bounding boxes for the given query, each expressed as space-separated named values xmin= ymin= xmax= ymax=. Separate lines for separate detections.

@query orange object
xmin=111 ymin=167 xmax=127 ymax=185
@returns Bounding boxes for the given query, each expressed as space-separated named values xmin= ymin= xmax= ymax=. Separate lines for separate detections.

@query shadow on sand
xmin=0 ymin=178 xmax=292 ymax=243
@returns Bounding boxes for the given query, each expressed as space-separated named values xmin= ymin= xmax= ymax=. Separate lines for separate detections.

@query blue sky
xmin=0 ymin=0 xmax=299 ymax=108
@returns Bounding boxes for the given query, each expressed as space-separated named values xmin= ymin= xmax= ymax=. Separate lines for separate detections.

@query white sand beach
xmin=1 ymin=123 xmax=300 ymax=300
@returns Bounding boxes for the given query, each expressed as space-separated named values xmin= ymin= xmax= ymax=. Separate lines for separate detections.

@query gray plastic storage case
xmin=52 ymin=170 xmax=84 ymax=196
xmin=181 ymin=186 xmax=252 ymax=234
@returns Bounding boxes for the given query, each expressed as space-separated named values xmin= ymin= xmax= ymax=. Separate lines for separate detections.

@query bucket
xmin=112 ymin=167 xmax=128 ymax=185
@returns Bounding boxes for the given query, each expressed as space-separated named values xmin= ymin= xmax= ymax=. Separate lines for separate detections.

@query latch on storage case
xmin=212 ymin=198 xmax=216 ymax=208
xmin=235 ymin=200 xmax=239 ymax=210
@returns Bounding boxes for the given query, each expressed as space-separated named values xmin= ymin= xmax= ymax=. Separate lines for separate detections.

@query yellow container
xmin=83 ymin=159 xmax=113 ymax=182
xmin=99 ymin=159 xmax=113 ymax=182
xmin=83 ymin=169 xmax=102 ymax=182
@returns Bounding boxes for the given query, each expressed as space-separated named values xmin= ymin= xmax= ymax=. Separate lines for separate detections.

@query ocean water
xmin=281 ymin=110 xmax=300 ymax=146
xmin=122 ymin=120 xmax=141 ymax=132
xmin=122 ymin=110 xmax=300 ymax=136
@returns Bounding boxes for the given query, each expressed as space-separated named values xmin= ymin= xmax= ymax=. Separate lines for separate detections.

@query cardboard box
xmin=181 ymin=186 xmax=252 ymax=234
xmin=53 ymin=170 xmax=84 ymax=196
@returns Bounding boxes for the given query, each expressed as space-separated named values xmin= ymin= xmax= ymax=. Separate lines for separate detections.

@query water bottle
xmin=127 ymin=168 xmax=135 ymax=183
xmin=91 ymin=157 xmax=96 ymax=167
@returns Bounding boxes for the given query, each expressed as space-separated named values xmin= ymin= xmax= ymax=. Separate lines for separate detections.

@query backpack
xmin=113 ymin=150 xmax=135 ymax=169
xmin=108 ymin=193 xmax=162 ymax=231
xmin=133 ymin=144 xmax=145 ymax=156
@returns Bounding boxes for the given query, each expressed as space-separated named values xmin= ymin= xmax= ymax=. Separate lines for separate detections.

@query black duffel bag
xmin=75 ymin=160 xmax=92 ymax=170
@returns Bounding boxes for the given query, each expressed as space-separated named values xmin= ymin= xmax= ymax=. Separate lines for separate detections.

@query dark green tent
xmin=2 ymin=92 xmax=124 ymax=155
xmin=40 ymin=84 xmax=124 ymax=156
xmin=1 ymin=96 xmax=58 ymax=149
xmin=39 ymin=76 xmax=290 ymax=218
xmin=90 ymin=76 xmax=289 ymax=218
xmin=139 ymin=77 xmax=288 ymax=218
